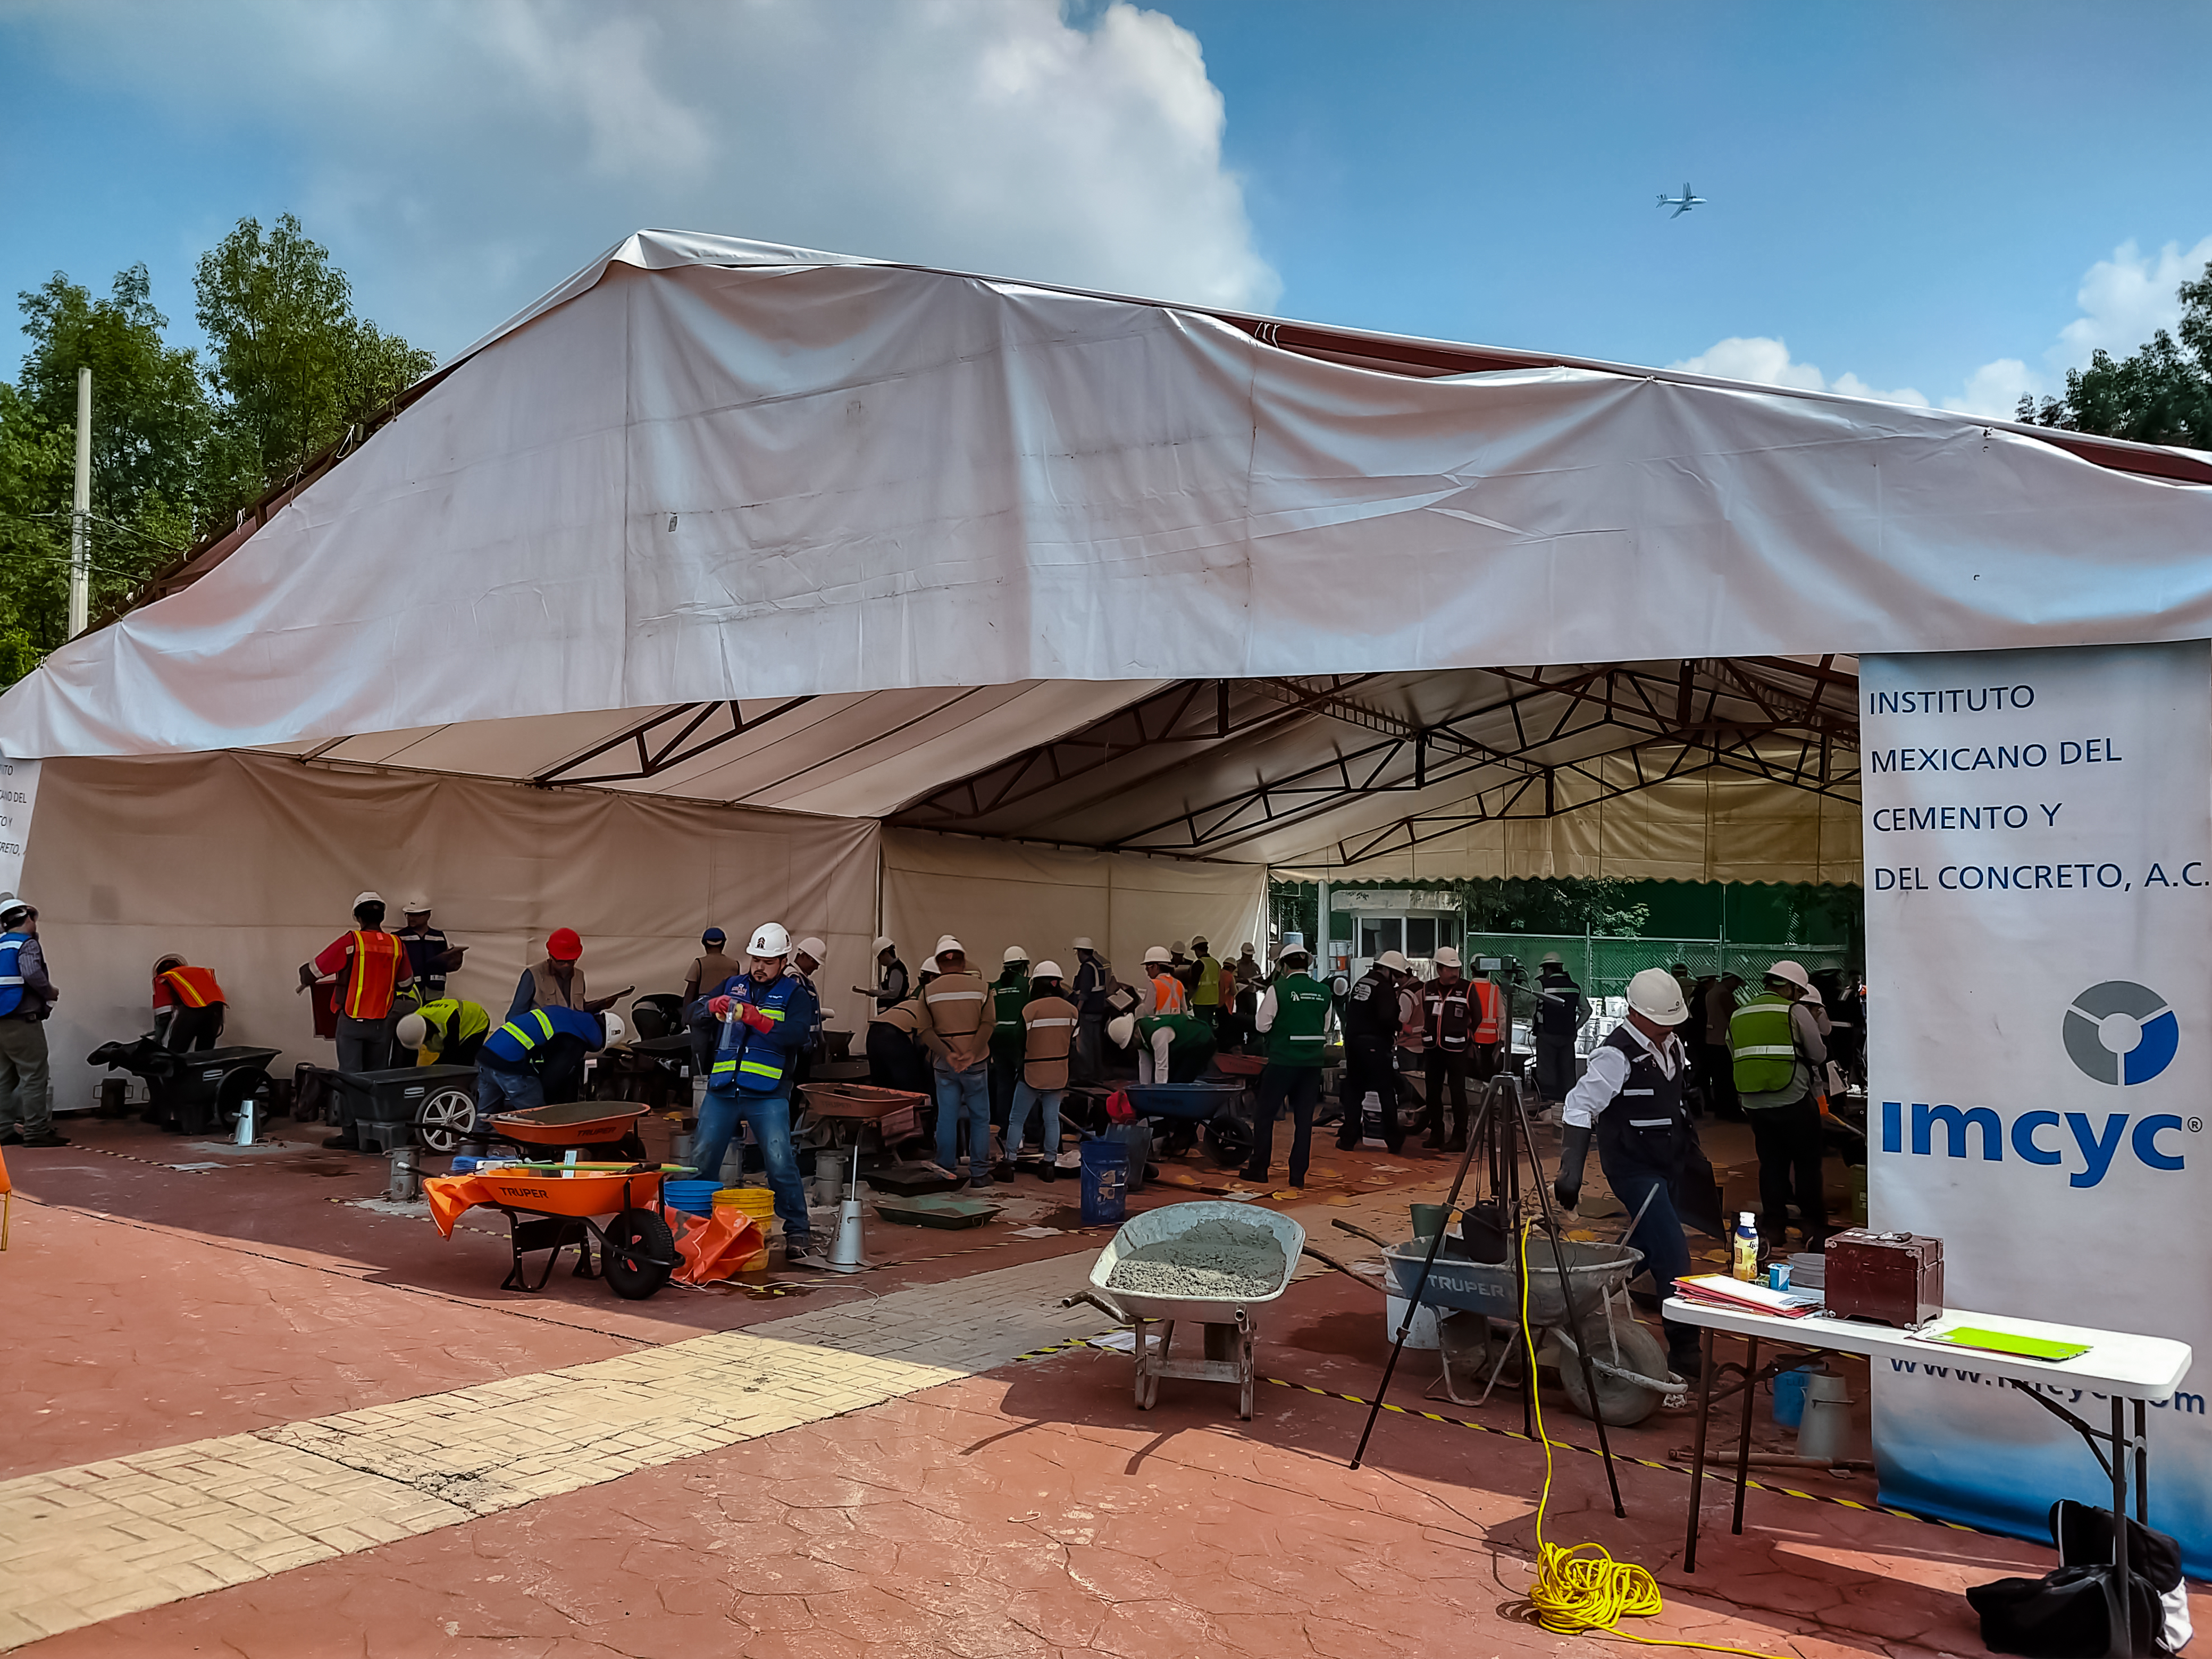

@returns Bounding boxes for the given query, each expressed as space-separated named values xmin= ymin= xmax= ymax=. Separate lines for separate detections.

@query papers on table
xmin=1917 ymin=1325 xmax=2092 ymax=1363
xmin=1675 ymin=1273 xmax=1824 ymax=1319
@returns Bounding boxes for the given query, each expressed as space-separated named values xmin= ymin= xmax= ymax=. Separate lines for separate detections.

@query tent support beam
xmin=531 ymin=698 xmax=815 ymax=788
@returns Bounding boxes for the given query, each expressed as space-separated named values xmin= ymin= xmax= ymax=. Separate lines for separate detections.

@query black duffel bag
xmin=1967 ymin=1501 xmax=2186 ymax=1658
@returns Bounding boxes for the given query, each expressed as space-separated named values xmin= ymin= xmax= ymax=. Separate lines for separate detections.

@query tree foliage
xmin=0 ymin=215 xmax=433 ymax=686
xmin=2016 ymin=267 xmax=2212 ymax=450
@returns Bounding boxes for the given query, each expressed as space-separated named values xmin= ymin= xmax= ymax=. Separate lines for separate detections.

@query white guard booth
xmin=2 ymin=231 xmax=2209 ymax=1563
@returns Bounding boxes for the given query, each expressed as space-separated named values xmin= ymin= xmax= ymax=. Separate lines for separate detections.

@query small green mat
xmin=1924 ymin=1326 xmax=2090 ymax=1362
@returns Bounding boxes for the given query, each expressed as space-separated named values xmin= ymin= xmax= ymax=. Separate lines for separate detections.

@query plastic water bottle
xmin=1731 ymin=1211 xmax=1760 ymax=1281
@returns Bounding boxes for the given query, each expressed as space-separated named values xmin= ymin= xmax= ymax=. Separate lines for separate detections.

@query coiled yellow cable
xmin=1517 ymin=1220 xmax=1794 ymax=1657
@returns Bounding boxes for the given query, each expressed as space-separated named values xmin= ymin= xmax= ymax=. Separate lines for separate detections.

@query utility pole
xmin=68 ymin=365 xmax=91 ymax=639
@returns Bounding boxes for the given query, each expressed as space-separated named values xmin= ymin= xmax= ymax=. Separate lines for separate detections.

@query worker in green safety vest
xmin=1728 ymin=960 xmax=1832 ymax=1249
xmin=1188 ymin=935 xmax=1225 ymax=1040
xmin=1239 ymin=948 xmax=1332 ymax=1188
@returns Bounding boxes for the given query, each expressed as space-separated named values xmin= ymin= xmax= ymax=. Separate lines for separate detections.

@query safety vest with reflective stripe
xmin=1192 ymin=955 xmax=1222 ymax=1007
xmin=1729 ymin=993 xmax=1800 ymax=1094
xmin=483 ymin=1007 xmax=557 ymax=1067
xmin=1266 ymin=975 xmax=1333 ymax=1068
xmin=711 ymin=971 xmax=806 ymax=1093
xmin=0 ymin=932 xmax=26 ymax=1018
xmin=1145 ymin=974 xmax=1189 ymax=1017
xmin=340 ymin=930 xmax=406 ymax=1020
xmin=159 ymin=965 xmax=225 ymax=1009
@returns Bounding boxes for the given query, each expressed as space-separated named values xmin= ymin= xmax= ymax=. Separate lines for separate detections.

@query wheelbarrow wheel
xmin=415 ymin=1086 xmax=478 ymax=1154
xmin=1202 ymin=1111 xmax=1253 ymax=1168
xmin=1554 ymin=1318 xmax=1670 ymax=1427
xmin=214 ymin=1066 xmax=271 ymax=1133
xmin=601 ymin=1208 xmax=675 ymax=1300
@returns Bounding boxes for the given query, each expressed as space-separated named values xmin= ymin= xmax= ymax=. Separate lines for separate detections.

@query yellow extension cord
xmin=1516 ymin=1220 xmax=1796 ymax=1658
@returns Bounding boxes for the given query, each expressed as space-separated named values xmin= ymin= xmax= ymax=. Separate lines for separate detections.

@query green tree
xmin=194 ymin=214 xmax=434 ymax=504
xmin=2017 ymin=267 xmax=2212 ymax=448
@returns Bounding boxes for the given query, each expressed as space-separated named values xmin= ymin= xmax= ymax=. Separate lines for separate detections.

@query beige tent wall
xmin=19 ymin=751 xmax=879 ymax=1113
xmin=882 ymin=830 xmax=1270 ymax=982
xmin=1273 ymin=766 xmax=1863 ymax=885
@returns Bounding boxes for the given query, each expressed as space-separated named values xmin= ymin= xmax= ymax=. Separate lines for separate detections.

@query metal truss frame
xmin=530 ymin=698 xmax=814 ymax=788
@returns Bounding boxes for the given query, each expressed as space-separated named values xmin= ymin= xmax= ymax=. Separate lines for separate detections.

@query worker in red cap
xmin=504 ymin=927 xmax=630 ymax=1026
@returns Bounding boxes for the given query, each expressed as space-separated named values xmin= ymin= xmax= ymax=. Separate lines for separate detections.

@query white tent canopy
xmin=1 ymin=232 xmax=2206 ymax=1099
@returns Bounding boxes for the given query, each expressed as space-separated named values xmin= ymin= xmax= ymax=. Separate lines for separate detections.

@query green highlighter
xmin=1923 ymin=1326 xmax=2091 ymax=1363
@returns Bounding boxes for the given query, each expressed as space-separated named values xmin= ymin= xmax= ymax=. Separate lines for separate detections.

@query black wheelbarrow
xmin=88 ymin=1039 xmax=282 ymax=1136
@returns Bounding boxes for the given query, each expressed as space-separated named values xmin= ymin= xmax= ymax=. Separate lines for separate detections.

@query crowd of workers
xmin=0 ymin=883 xmax=1858 ymax=1318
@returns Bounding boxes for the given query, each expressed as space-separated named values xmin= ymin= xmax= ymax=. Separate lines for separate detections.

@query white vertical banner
xmin=0 ymin=755 xmax=39 ymax=901
xmin=1863 ymin=642 xmax=2210 ymax=1568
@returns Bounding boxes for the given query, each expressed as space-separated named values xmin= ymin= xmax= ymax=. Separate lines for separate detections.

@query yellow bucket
xmin=714 ymin=1186 xmax=776 ymax=1269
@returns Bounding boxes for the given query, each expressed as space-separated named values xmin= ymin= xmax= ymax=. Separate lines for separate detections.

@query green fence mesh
xmin=1462 ymin=933 xmax=1850 ymax=1002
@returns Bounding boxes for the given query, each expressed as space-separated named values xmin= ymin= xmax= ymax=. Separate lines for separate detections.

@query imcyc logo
xmin=2063 ymin=981 xmax=2179 ymax=1086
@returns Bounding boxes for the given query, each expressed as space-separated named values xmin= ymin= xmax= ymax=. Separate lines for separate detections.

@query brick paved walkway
xmin=0 ymin=1186 xmax=1423 ymax=1651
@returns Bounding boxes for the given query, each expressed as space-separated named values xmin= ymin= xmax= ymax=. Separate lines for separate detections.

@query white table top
xmin=1662 ymin=1296 xmax=2193 ymax=1400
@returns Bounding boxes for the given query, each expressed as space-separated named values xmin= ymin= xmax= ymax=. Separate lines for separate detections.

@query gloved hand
xmin=739 ymin=1003 xmax=776 ymax=1033
xmin=708 ymin=995 xmax=735 ymax=1018
xmin=1553 ymin=1122 xmax=1593 ymax=1212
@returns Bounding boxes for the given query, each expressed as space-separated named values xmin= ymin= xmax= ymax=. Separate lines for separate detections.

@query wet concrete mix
xmin=1105 ymin=1218 xmax=1288 ymax=1300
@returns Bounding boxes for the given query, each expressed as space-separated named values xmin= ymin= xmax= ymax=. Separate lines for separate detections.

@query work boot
xmin=0 ymin=1129 xmax=21 ymax=1146
xmin=784 ymin=1237 xmax=825 ymax=1269
xmin=966 ymin=1170 xmax=996 ymax=1188
xmin=323 ymin=1133 xmax=362 ymax=1151
xmin=1237 ymin=1165 xmax=1266 ymax=1184
xmin=20 ymin=1130 xmax=69 ymax=1147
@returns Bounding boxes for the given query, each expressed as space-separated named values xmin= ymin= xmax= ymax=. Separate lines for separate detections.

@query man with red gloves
xmin=687 ymin=921 xmax=821 ymax=1268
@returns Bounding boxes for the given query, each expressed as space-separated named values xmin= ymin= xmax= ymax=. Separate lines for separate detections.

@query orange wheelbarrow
xmin=472 ymin=1163 xmax=676 ymax=1298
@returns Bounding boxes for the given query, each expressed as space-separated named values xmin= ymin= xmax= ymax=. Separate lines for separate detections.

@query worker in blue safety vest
xmin=689 ymin=920 xmax=823 ymax=1268
xmin=473 ymin=1004 xmax=615 ymax=1117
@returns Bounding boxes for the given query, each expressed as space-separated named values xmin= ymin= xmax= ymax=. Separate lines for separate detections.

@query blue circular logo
xmin=2063 ymin=981 xmax=2179 ymax=1085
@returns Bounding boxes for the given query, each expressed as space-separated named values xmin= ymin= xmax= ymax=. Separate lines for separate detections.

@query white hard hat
xmin=601 ymin=1011 xmax=626 ymax=1045
xmin=934 ymin=934 xmax=965 ymax=956
xmin=747 ymin=921 xmax=792 ymax=957
xmin=1143 ymin=945 xmax=1172 ymax=966
xmin=0 ymin=894 xmax=27 ymax=920
xmin=1003 ymin=944 xmax=1029 ymax=965
xmin=1072 ymin=936 xmax=1095 ymax=951
xmin=1765 ymin=959 xmax=1814 ymax=994
xmin=1627 ymin=967 xmax=1689 ymax=1024
xmin=1376 ymin=950 xmax=1411 ymax=973
xmin=1540 ymin=951 xmax=1564 ymax=966
xmin=1240 ymin=943 xmax=1254 ymax=953
xmin=403 ymin=896 xmax=431 ymax=914
xmin=873 ymin=936 xmax=895 ymax=952
xmin=1171 ymin=940 xmax=1187 ymax=953
xmin=1032 ymin=960 xmax=1065 ymax=981
xmin=1431 ymin=946 xmax=1462 ymax=969
xmin=795 ymin=936 xmax=827 ymax=961
xmin=353 ymin=890 xmax=384 ymax=910
xmin=1107 ymin=1013 xmax=1137 ymax=1047
xmin=395 ymin=1013 xmax=427 ymax=1048
xmin=922 ymin=956 xmax=941 ymax=975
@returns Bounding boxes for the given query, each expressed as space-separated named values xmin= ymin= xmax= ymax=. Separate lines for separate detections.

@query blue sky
xmin=3 ymin=1 xmax=2208 ymax=417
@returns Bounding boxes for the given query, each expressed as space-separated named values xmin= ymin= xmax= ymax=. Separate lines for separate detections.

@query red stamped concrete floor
xmin=18 ymin=1256 xmax=2183 ymax=1659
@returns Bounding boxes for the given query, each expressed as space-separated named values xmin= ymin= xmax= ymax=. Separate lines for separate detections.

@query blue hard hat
xmin=703 ymin=927 xmax=726 ymax=944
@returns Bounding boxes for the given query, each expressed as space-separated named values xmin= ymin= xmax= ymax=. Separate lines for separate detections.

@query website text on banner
xmin=1863 ymin=641 xmax=2209 ymax=1571
xmin=0 ymin=757 xmax=38 ymax=900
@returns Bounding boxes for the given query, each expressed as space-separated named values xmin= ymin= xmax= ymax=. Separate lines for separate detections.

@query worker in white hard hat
xmin=989 ymin=945 xmax=1033 ymax=1129
xmin=786 ymin=935 xmax=832 ymax=1087
xmin=1531 ymin=950 xmax=1590 ymax=1110
xmin=397 ymin=997 xmax=491 ymax=1067
xmin=1004 ymin=961 xmax=1077 ymax=1175
xmin=1555 ymin=966 xmax=1708 ymax=1379
xmin=1336 ymin=950 xmax=1413 ymax=1154
xmin=1415 ymin=946 xmax=1480 ymax=1152
xmin=690 ymin=921 xmax=824 ymax=1266
xmin=1729 ymin=960 xmax=1832 ymax=1251
xmin=1069 ymin=937 xmax=1110 ymax=1084
xmin=1134 ymin=945 xmax=1213 ymax=1084
xmin=854 ymin=936 xmax=909 ymax=1013
xmin=914 ymin=937 xmax=995 ymax=1184
xmin=393 ymin=898 xmax=465 ymax=1006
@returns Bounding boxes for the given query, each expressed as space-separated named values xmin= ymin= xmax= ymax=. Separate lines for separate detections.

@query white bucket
xmin=1385 ymin=1292 xmax=1443 ymax=1351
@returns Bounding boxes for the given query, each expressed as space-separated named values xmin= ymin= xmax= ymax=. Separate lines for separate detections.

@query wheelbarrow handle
xmin=1061 ymin=1288 xmax=1130 ymax=1323
xmin=1301 ymin=1243 xmax=1385 ymax=1292
xmin=1330 ymin=1217 xmax=1397 ymax=1250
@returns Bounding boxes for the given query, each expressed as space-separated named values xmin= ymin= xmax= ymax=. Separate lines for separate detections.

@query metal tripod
xmin=1349 ymin=1070 xmax=1627 ymax=1519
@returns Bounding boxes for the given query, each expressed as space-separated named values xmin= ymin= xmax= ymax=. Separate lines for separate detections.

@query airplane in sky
xmin=1657 ymin=183 xmax=1706 ymax=218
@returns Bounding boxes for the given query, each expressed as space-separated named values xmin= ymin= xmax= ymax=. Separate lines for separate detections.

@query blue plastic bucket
xmin=664 ymin=1179 xmax=719 ymax=1217
xmin=1079 ymin=1136 xmax=1128 ymax=1227
xmin=1772 ymin=1365 xmax=1814 ymax=1429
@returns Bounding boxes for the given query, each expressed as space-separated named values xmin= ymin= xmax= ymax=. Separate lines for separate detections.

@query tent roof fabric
xmin=3 ymin=230 xmax=2206 ymax=883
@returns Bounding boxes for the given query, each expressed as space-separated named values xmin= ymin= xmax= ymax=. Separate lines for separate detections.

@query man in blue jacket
xmin=689 ymin=920 xmax=821 ymax=1268
xmin=473 ymin=1003 xmax=613 ymax=1116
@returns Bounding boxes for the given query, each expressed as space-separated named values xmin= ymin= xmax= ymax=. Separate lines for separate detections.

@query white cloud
xmin=1955 ymin=235 xmax=2212 ymax=417
xmin=10 ymin=0 xmax=1278 ymax=357
xmin=1667 ymin=336 xmax=1930 ymax=408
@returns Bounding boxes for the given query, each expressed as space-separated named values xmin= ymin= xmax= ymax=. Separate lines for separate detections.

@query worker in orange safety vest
xmin=151 ymin=956 xmax=228 ymax=1052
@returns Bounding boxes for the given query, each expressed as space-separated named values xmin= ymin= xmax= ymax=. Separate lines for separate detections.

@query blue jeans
xmin=693 ymin=1086 xmax=808 ymax=1239
xmin=1007 ymin=1082 xmax=1062 ymax=1156
xmin=934 ymin=1062 xmax=991 ymax=1175
xmin=1600 ymin=1155 xmax=1694 ymax=1361
xmin=475 ymin=1062 xmax=544 ymax=1116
